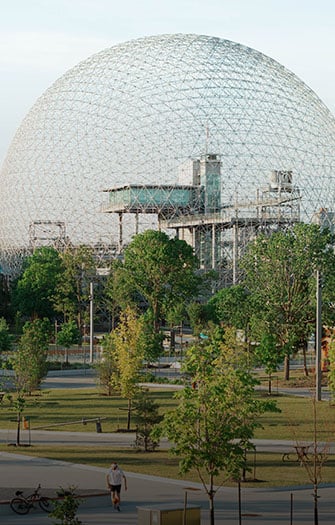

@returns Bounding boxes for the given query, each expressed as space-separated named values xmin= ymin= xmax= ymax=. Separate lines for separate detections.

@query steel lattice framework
xmin=1 ymin=33 xmax=335 ymax=276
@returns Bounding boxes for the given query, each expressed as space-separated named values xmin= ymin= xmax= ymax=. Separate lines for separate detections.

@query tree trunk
xmin=241 ymin=451 xmax=247 ymax=482
xmin=16 ymin=413 xmax=21 ymax=446
xmin=153 ymin=301 xmax=160 ymax=333
xmin=314 ymin=483 xmax=318 ymax=525
xmin=302 ymin=340 xmax=309 ymax=377
xmin=209 ymin=476 xmax=215 ymax=525
xmin=127 ymin=398 xmax=132 ymax=431
xmin=209 ymin=492 xmax=215 ymax=525
xmin=170 ymin=328 xmax=176 ymax=350
xmin=284 ymin=354 xmax=290 ymax=381
xmin=238 ymin=481 xmax=242 ymax=525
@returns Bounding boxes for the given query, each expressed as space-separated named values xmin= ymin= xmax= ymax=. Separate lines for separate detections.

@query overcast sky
xmin=1 ymin=0 xmax=335 ymax=166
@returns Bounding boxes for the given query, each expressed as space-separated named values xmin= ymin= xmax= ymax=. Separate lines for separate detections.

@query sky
xmin=1 ymin=0 xmax=335 ymax=166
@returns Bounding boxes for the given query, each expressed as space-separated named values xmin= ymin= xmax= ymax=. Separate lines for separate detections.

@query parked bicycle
xmin=10 ymin=483 xmax=54 ymax=515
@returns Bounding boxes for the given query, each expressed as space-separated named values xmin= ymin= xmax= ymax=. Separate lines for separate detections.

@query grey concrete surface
xmin=0 ymin=428 xmax=170 ymax=448
xmin=1 ymin=451 xmax=335 ymax=524
xmin=1 ymin=428 xmax=335 ymax=455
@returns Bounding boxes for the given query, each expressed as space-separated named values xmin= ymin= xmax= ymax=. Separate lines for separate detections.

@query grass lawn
xmin=0 ymin=388 xmax=178 ymax=432
xmin=1 ymin=386 xmax=334 ymax=440
xmin=1 ymin=384 xmax=335 ymax=486
xmin=0 ymin=443 xmax=334 ymax=488
xmin=255 ymin=393 xmax=335 ymax=441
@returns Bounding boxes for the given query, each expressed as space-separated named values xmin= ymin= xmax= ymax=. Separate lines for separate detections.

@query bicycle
xmin=10 ymin=483 xmax=54 ymax=515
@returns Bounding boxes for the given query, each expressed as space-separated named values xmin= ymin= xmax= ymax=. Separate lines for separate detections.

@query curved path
xmin=0 ymin=369 xmax=332 ymax=451
xmin=1 ymin=450 xmax=335 ymax=525
xmin=1 ymin=371 xmax=335 ymax=523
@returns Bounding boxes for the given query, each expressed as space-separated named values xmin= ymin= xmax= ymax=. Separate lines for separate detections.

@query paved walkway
xmin=1 ymin=427 xmax=335 ymax=455
xmin=1 ymin=451 xmax=335 ymax=524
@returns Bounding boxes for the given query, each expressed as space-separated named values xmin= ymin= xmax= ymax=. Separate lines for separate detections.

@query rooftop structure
xmin=103 ymin=154 xmax=301 ymax=283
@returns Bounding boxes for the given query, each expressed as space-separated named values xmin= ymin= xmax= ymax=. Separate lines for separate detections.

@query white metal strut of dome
xmin=1 ymin=34 xmax=335 ymax=276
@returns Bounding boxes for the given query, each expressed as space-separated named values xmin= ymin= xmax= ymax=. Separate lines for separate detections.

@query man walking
xmin=106 ymin=462 xmax=127 ymax=511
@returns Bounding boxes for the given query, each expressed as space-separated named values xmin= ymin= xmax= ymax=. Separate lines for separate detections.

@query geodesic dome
xmin=1 ymin=33 xmax=335 ymax=274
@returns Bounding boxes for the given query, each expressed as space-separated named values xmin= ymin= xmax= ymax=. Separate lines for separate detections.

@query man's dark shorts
xmin=111 ymin=484 xmax=121 ymax=494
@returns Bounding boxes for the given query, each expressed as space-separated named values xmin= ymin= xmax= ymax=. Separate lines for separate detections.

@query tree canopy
xmin=12 ymin=247 xmax=63 ymax=320
xmin=0 ymin=317 xmax=13 ymax=353
xmin=155 ymin=326 xmax=277 ymax=525
xmin=11 ymin=318 xmax=51 ymax=394
xmin=240 ymin=223 xmax=335 ymax=378
xmin=206 ymin=284 xmax=251 ymax=330
xmin=108 ymin=307 xmax=146 ymax=429
xmin=56 ymin=321 xmax=81 ymax=348
xmin=53 ymin=245 xmax=96 ymax=327
xmin=117 ymin=230 xmax=200 ymax=331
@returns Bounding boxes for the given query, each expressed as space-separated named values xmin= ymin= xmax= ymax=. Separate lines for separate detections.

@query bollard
xmin=96 ymin=418 xmax=102 ymax=433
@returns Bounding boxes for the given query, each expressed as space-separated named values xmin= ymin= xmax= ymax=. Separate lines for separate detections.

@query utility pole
xmin=89 ymin=281 xmax=94 ymax=364
xmin=315 ymin=270 xmax=322 ymax=401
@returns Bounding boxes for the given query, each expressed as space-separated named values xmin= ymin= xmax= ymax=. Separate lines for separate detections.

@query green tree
xmin=49 ymin=486 xmax=83 ymax=525
xmin=0 ymin=317 xmax=13 ymax=354
xmin=11 ymin=318 xmax=51 ymax=394
xmin=141 ymin=319 xmax=164 ymax=364
xmin=206 ymin=284 xmax=251 ymax=330
xmin=320 ymin=252 xmax=335 ymax=327
xmin=12 ymin=247 xmax=63 ymax=320
xmin=9 ymin=394 xmax=26 ymax=447
xmin=111 ymin=307 xmax=146 ymax=430
xmin=57 ymin=321 xmax=81 ymax=366
xmin=133 ymin=390 xmax=162 ymax=451
xmin=254 ymin=332 xmax=285 ymax=394
xmin=240 ymin=223 xmax=335 ymax=380
xmin=53 ymin=246 xmax=96 ymax=328
xmin=186 ymin=301 xmax=208 ymax=337
xmin=154 ymin=327 xmax=277 ymax=525
xmin=117 ymin=230 xmax=200 ymax=332
xmin=0 ymin=274 xmax=11 ymax=320
xmin=104 ymin=259 xmax=136 ymax=329
xmin=98 ymin=334 xmax=120 ymax=396
xmin=328 ymin=337 xmax=335 ymax=401
xmin=301 ymin=398 xmax=329 ymax=525
xmin=165 ymin=303 xmax=185 ymax=351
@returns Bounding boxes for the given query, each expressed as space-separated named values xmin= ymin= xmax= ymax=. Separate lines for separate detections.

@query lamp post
xmin=88 ymin=268 xmax=110 ymax=365
xmin=89 ymin=281 xmax=94 ymax=364
xmin=54 ymin=320 xmax=58 ymax=353
xmin=315 ymin=270 xmax=322 ymax=401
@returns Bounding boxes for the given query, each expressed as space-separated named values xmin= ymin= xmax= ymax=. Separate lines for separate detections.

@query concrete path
xmin=1 ymin=451 xmax=335 ymax=524
xmin=1 ymin=428 xmax=335 ymax=455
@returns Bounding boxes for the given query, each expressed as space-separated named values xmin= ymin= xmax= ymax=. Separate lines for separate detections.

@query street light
xmin=89 ymin=281 xmax=94 ymax=364
xmin=88 ymin=268 xmax=110 ymax=365
xmin=315 ymin=270 xmax=322 ymax=401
